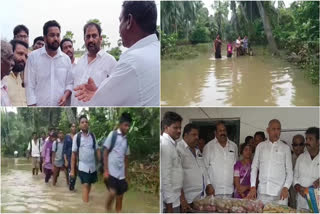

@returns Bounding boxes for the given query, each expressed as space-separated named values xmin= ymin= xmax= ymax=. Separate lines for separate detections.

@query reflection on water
xmin=161 ymin=47 xmax=319 ymax=106
xmin=1 ymin=158 xmax=159 ymax=213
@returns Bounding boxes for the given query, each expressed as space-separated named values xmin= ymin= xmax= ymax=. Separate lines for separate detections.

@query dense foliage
xmin=161 ymin=1 xmax=319 ymax=83
xmin=1 ymin=108 xmax=159 ymax=160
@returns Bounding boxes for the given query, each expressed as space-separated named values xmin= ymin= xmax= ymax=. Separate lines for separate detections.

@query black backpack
xmin=75 ymin=132 xmax=101 ymax=172
xmin=108 ymin=130 xmax=129 ymax=154
xmin=76 ymin=132 xmax=96 ymax=154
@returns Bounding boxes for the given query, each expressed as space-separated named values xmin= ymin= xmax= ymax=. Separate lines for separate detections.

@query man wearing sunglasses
xmin=289 ymin=134 xmax=305 ymax=208
xmin=293 ymin=127 xmax=319 ymax=210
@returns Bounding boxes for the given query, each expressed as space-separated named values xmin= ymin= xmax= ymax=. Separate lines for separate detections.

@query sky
xmin=202 ymin=0 xmax=296 ymax=20
xmin=0 ymin=0 xmax=160 ymax=50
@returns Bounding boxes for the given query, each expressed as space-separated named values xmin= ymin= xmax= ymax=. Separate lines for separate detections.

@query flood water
xmin=1 ymin=158 xmax=159 ymax=213
xmin=161 ymin=46 xmax=319 ymax=106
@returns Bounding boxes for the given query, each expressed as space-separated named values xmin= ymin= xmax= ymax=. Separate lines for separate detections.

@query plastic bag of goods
xmin=214 ymin=197 xmax=264 ymax=213
xmin=263 ymin=202 xmax=310 ymax=213
xmin=192 ymin=195 xmax=216 ymax=212
xmin=193 ymin=196 xmax=264 ymax=213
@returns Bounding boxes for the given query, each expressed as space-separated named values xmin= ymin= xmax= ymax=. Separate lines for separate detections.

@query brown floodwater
xmin=1 ymin=158 xmax=159 ymax=213
xmin=161 ymin=46 xmax=319 ymax=106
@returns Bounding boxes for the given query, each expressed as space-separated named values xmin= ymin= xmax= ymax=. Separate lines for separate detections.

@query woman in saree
xmin=233 ymin=142 xmax=253 ymax=198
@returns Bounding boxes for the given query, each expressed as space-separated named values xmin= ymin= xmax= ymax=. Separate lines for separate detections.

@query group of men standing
xmin=27 ymin=112 xmax=133 ymax=212
xmin=1 ymin=1 xmax=159 ymax=107
xmin=160 ymin=111 xmax=319 ymax=212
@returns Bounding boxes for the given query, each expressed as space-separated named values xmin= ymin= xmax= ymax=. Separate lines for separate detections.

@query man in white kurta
xmin=70 ymin=23 xmax=116 ymax=106
xmin=24 ymin=20 xmax=72 ymax=106
xmin=203 ymin=121 xmax=238 ymax=198
xmin=73 ymin=2 xmax=159 ymax=106
xmin=293 ymin=127 xmax=319 ymax=210
xmin=248 ymin=119 xmax=293 ymax=205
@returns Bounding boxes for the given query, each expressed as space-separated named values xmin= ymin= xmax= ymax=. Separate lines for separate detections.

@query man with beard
xmin=70 ymin=22 xmax=116 ymax=106
xmin=24 ymin=20 xmax=72 ymax=106
xmin=203 ymin=121 xmax=238 ymax=198
xmin=60 ymin=38 xmax=75 ymax=65
xmin=74 ymin=1 xmax=160 ymax=106
xmin=3 ymin=39 xmax=28 ymax=106
xmin=294 ymin=127 xmax=319 ymax=210
xmin=247 ymin=119 xmax=293 ymax=205
xmin=13 ymin=25 xmax=30 ymax=88
xmin=1 ymin=40 xmax=15 ymax=106
xmin=32 ymin=36 xmax=44 ymax=51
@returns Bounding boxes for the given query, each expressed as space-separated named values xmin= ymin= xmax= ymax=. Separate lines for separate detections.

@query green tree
xmin=82 ymin=19 xmax=111 ymax=50
xmin=63 ymin=30 xmax=76 ymax=44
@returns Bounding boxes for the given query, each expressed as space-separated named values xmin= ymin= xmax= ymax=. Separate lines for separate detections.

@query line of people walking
xmin=27 ymin=113 xmax=132 ymax=212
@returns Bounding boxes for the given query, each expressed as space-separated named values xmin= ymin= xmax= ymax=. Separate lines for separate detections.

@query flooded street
xmin=1 ymin=158 xmax=159 ymax=213
xmin=161 ymin=46 xmax=319 ymax=106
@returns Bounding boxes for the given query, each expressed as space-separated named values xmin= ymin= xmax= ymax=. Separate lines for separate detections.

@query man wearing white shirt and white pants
xmin=25 ymin=20 xmax=73 ymax=106
xmin=203 ymin=121 xmax=238 ymax=198
xmin=248 ymin=119 xmax=293 ymax=205
xmin=293 ymin=127 xmax=319 ymax=210
xmin=71 ymin=22 xmax=116 ymax=106
xmin=161 ymin=111 xmax=183 ymax=213
xmin=74 ymin=1 xmax=160 ymax=106
xmin=177 ymin=123 xmax=214 ymax=211
xmin=27 ymin=132 xmax=41 ymax=175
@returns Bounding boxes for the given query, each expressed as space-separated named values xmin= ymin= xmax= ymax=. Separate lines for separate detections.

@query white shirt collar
xmin=116 ymin=128 xmax=127 ymax=138
xmin=268 ymin=139 xmax=280 ymax=144
xmin=163 ymin=132 xmax=176 ymax=146
xmin=125 ymin=34 xmax=158 ymax=53
xmin=40 ymin=46 xmax=64 ymax=58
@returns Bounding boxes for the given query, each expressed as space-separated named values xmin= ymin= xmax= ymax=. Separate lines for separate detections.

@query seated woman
xmin=233 ymin=142 xmax=253 ymax=198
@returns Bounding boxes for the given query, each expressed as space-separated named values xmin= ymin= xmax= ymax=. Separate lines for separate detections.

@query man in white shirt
xmin=60 ymin=38 xmax=76 ymax=65
xmin=247 ymin=119 xmax=293 ymax=205
xmin=71 ymin=115 xmax=99 ymax=203
xmin=71 ymin=22 xmax=116 ymax=106
xmin=203 ymin=121 xmax=238 ymax=198
xmin=103 ymin=113 xmax=131 ymax=212
xmin=1 ymin=40 xmax=15 ymax=106
xmin=25 ymin=20 xmax=73 ymax=106
xmin=74 ymin=1 xmax=160 ymax=106
xmin=177 ymin=123 xmax=214 ymax=211
xmin=27 ymin=132 xmax=41 ymax=175
xmin=293 ymin=127 xmax=319 ymax=210
xmin=60 ymin=38 xmax=77 ymax=106
xmin=289 ymin=134 xmax=305 ymax=208
xmin=161 ymin=111 xmax=183 ymax=213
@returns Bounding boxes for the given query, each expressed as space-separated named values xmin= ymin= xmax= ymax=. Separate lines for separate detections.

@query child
xmin=227 ymin=41 xmax=233 ymax=58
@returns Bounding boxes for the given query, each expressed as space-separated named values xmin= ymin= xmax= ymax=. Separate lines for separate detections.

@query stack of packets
xmin=304 ymin=186 xmax=319 ymax=213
